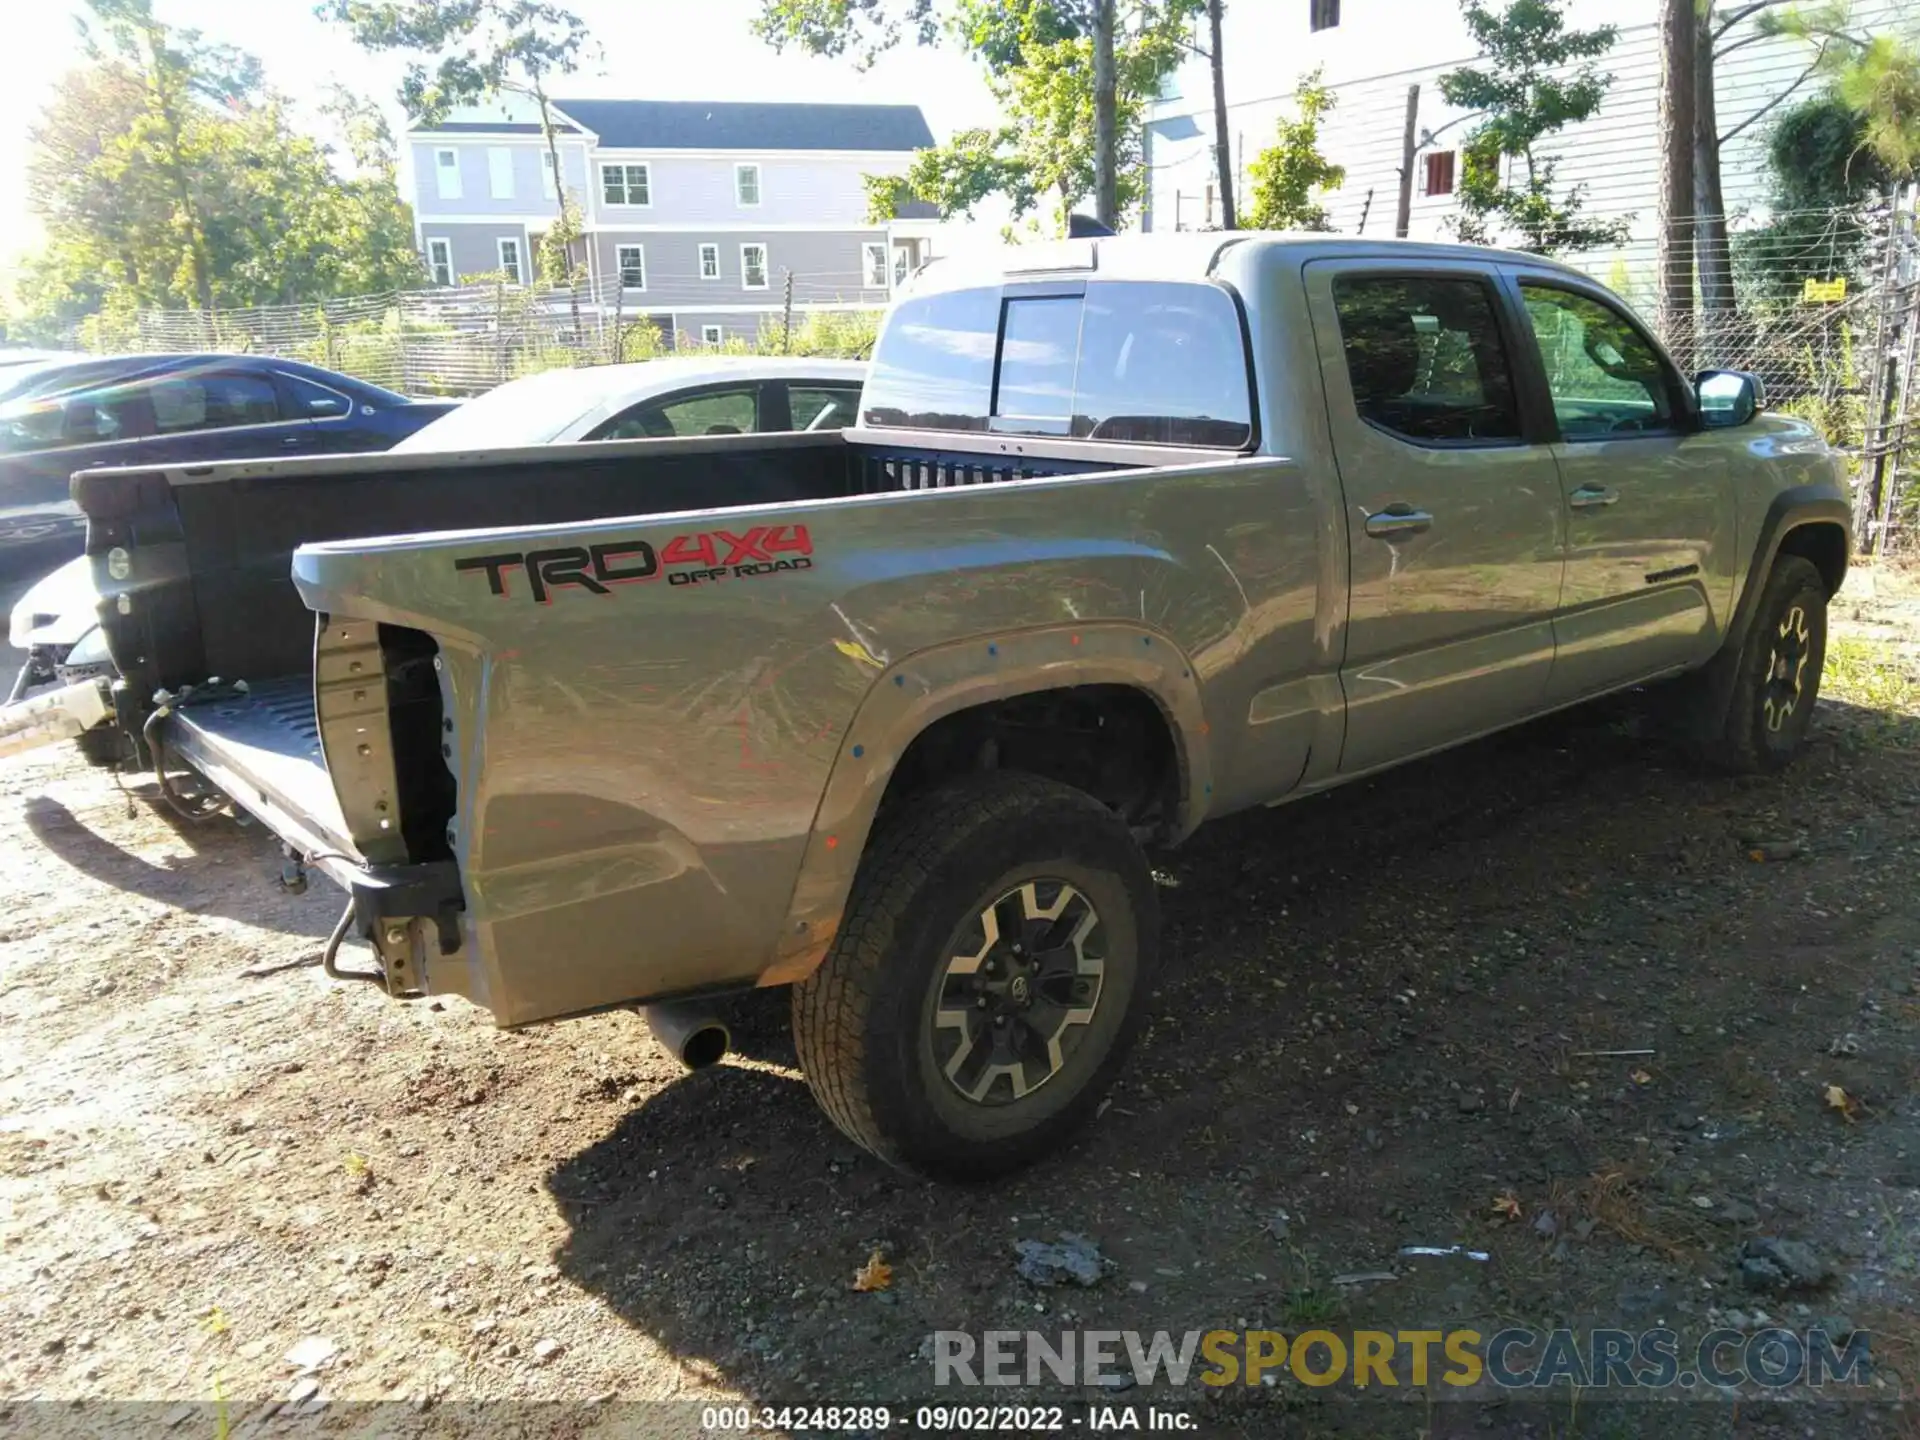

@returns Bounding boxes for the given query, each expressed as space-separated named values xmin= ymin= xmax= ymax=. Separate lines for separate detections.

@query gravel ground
xmin=1 ymin=566 xmax=1918 ymax=1439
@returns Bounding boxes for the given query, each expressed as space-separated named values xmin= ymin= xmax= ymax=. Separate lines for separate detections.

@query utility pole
xmin=1394 ymin=84 xmax=1420 ymax=239
xmin=1657 ymin=0 xmax=1697 ymax=349
xmin=1093 ymin=0 xmax=1119 ymax=229
xmin=1207 ymin=0 xmax=1235 ymax=229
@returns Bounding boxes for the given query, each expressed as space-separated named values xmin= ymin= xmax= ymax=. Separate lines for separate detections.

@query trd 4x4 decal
xmin=456 ymin=525 xmax=812 ymax=603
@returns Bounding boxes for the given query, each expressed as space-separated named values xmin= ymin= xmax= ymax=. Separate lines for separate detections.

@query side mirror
xmin=1697 ymin=369 xmax=1764 ymax=428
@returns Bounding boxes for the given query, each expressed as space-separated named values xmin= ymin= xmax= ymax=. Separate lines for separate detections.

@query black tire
xmin=792 ymin=771 xmax=1158 ymax=1180
xmin=74 ymin=724 xmax=128 ymax=769
xmin=1697 ymin=555 xmax=1828 ymax=773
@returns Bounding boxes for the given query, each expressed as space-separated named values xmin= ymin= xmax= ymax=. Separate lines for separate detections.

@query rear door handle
xmin=1364 ymin=507 xmax=1433 ymax=540
xmin=1570 ymin=485 xmax=1619 ymax=509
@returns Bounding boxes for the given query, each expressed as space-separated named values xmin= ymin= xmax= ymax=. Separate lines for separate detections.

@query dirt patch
xmin=2 ymin=570 xmax=1919 ymax=1437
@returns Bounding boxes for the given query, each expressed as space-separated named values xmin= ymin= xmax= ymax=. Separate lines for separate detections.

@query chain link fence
xmin=68 ymin=270 xmax=883 ymax=399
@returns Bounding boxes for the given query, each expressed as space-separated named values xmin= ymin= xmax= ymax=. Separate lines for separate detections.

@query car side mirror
xmin=1697 ymin=369 xmax=1763 ymax=428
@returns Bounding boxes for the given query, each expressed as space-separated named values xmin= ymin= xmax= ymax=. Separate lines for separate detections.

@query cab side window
xmin=1330 ymin=274 xmax=1522 ymax=445
xmin=1520 ymin=284 xmax=1677 ymax=439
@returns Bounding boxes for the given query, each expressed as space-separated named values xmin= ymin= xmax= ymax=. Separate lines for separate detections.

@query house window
xmin=701 ymin=324 xmax=724 ymax=345
xmin=541 ymin=150 xmax=558 ymax=199
xmin=735 ymin=163 xmax=761 ymax=206
xmin=426 ymin=238 xmax=453 ymax=285
xmin=863 ymin=242 xmax=889 ymax=288
xmin=487 ymin=147 xmax=514 ymax=200
xmin=699 ymin=243 xmax=720 ymax=279
xmin=601 ymin=163 xmax=650 ymax=207
xmin=434 ymin=147 xmax=461 ymax=200
xmin=1310 ymin=0 xmax=1339 ymax=31
xmin=1422 ymin=150 xmax=1457 ymax=197
xmin=741 ymin=243 xmax=769 ymax=289
xmin=616 ymin=244 xmax=646 ymax=291
xmin=497 ymin=237 xmax=523 ymax=284
xmin=893 ymin=243 xmax=916 ymax=287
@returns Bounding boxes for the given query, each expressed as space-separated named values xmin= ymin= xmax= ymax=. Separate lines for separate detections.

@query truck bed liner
xmin=162 ymin=675 xmax=361 ymax=871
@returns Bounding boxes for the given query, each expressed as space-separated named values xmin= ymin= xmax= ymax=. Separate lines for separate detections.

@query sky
xmin=0 ymin=0 xmax=1003 ymax=265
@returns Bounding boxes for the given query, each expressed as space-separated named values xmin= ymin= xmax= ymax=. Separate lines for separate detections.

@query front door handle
xmin=1365 ymin=507 xmax=1433 ymax=540
xmin=1570 ymin=485 xmax=1619 ymax=509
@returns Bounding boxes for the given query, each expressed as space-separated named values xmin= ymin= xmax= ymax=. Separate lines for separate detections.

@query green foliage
xmin=863 ymin=173 xmax=916 ymax=224
xmin=1830 ymin=31 xmax=1920 ymax=179
xmin=1244 ymin=69 xmax=1344 ymax=232
xmin=762 ymin=1 xmax=1200 ymax=231
xmin=321 ymin=0 xmax=590 ymax=128
xmin=757 ymin=307 xmax=882 ymax=358
xmin=753 ymin=0 xmax=939 ymax=69
xmin=1761 ymin=5 xmax=1920 ymax=180
xmin=1835 ymin=32 xmax=1920 ymax=180
xmin=13 ymin=4 xmax=423 ymax=342
xmin=1732 ymin=94 xmax=1884 ymax=307
xmin=1774 ymin=321 xmax=1867 ymax=454
xmin=1437 ymin=0 xmax=1629 ymax=254
xmin=1768 ymin=91 xmax=1889 ymax=209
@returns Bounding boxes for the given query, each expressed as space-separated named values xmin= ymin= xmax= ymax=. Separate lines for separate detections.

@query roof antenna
xmin=1066 ymin=213 xmax=1116 ymax=238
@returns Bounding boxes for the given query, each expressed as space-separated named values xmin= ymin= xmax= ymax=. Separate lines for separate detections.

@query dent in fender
xmin=758 ymin=623 xmax=1212 ymax=987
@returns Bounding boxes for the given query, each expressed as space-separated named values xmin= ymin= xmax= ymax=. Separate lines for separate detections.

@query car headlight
xmin=62 ymin=625 xmax=112 ymax=669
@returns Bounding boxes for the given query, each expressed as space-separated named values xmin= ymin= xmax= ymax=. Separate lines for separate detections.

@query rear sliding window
xmin=862 ymin=280 xmax=1253 ymax=449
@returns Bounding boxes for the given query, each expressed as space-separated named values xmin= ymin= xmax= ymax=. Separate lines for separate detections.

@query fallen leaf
xmin=852 ymin=1249 xmax=892 ymax=1292
xmin=1823 ymin=1084 xmax=1863 ymax=1124
xmin=1491 ymin=1192 xmax=1523 ymax=1222
xmin=1630 ymin=1069 xmax=1652 ymax=1086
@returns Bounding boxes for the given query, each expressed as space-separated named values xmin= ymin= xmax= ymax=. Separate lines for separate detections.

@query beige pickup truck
xmin=70 ymin=235 xmax=1848 ymax=1179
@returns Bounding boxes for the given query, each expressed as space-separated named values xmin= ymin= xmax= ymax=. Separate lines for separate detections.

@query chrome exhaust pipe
xmin=644 ymin=1001 xmax=731 ymax=1071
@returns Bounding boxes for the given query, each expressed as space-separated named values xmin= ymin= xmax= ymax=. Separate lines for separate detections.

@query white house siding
xmin=589 ymin=229 xmax=893 ymax=337
xmin=584 ymin=153 xmax=911 ymax=228
xmin=409 ymin=138 xmax=592 ymax=220
xmin=418 ymin=223 xmax=532 ymax=284
xmin=1144 ymin=0 xmax=1904 ymax=300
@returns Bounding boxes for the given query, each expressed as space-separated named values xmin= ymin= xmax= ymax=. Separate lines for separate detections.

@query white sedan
xmin=392 ymin=355 xmax=868 ymax=452
xmin=8 ymin=356 xmax=868 ymax=711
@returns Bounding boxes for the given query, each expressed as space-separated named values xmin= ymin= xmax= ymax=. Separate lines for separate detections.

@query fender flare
xmin=1727 ymin=485 xmax=1850 ymax=652
xmin=1678 ymin=484 xmax=1850 ymax=741
xmin=758 ymin=621 xmax=1212 ymax=987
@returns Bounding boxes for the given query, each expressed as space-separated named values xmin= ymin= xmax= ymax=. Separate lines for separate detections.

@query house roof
xmin=415 ymin=120 xmax=579 ymax=135
xmin=547 ymin=99 xmax=933 ymax=152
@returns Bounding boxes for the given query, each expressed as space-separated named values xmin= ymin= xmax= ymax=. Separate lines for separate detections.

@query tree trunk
xmin=533 ymin=84 xmax=584 ymax=341
xmin=1395 ymin=84 xmax=1420 ymax=239
xmin=1694 ymin=7 xmax=1734 ymax=367
xmin=1092 ymin=0 xmax=1118 ymax=229
xmin=1658 ymin=0 xmax=1697 ymax=351
xmin=1207 ymin=0 xmax=1234 ymax=229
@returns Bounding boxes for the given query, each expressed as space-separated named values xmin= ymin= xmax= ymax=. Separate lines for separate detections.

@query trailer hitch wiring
xmin=322 ymin=899 xmax=391 ymax=990
xmin=142 ymin=679 xmax=259 ymax=823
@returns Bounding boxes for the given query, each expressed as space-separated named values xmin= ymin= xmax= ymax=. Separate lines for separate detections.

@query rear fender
xmin=761 ymin=622 xmax=1210 ymax=987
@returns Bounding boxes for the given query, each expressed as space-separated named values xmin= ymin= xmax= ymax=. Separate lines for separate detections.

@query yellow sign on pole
xmin=1802 ymin=277 xmax=1848 ymax=303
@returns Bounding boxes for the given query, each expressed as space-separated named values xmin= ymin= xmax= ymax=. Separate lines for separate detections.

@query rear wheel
xmin=1696 ymin=555 xmax=1828 ymax=772
xmin=792 ymin=771 xmax=1158 ymax=1180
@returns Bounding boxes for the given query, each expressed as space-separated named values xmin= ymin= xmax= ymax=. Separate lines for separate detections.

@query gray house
xmin=407 ymin=99 xmax=936 ymax=346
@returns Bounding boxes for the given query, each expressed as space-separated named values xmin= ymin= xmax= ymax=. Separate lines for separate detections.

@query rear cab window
xmin=862 ymin=279 xmax=1254 ymax=449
